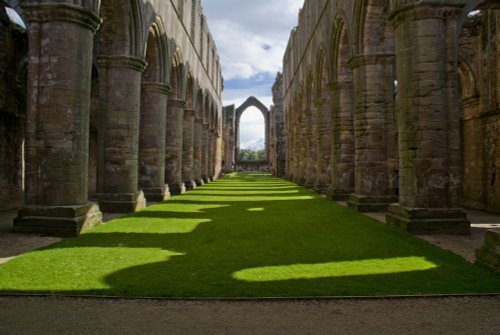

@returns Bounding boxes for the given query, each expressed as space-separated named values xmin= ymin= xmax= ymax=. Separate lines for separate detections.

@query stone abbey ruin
xmin=1 ymin=0 xmax=499 ymax=271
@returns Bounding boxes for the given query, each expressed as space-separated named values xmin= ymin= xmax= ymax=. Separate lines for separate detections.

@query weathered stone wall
xmin=282 ymin=0 xmax=498 ymax=234
xmin=460 ymin=10 xmax=500 ymax=214
xmin=0 ymin=3 xmax=26 ymax=211
xmin=270 ymin=73 xmax=286 ymax=178
xmin=222 ymin=105 xmax=236 ymax=172
xmin=2 ymin=0 xmax=223 ymax=236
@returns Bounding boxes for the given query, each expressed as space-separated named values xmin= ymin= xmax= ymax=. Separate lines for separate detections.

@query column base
xmin=14 ymin=203 xmax=102 ymax=237
xmin=313 ymin=183 xmax=330 ymax=195
xmin=169 ymin=182 xmax=186 ymax=196
xmin=143 ymin=186 xmax=170 ymax=202
xmin=327 ymin=187 xmax=353 ymax=201
xmin=184 ymin=180 xmax=197 ymax=191
xmin=195 ymin=178 xmax=205 ymax=187
xmin=475 ymin=228 xmax=500 ymax=272
xmin=386 ymin=204 xmax=470 ymax=235
xmin=202 ymin=176 xmax=212 ymax=184
xmin=97 ymin=191 xmax=147 ymax=213
xmin=348 ymin=194 xmax=399 ymax=212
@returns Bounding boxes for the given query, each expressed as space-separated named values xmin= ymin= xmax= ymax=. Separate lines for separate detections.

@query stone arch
xmin=295 ymin=85 xmax=306 ymax=183
xmin=93 ymin=0 xmax=153 ymax=212
xmin=165 ymin=48 xmax=187 ymax=195
xmin=313 ymin=46 xmax=332 ymax=192
xmin=97 ymin=0 xmax=146 ymax=57
xmin=458 ymin=3 xmax=500 ymax=213
xmin=138 ymin=17 xmax=171 ymax=201
xmin=348 ymin=0 xmax=398 ymax=211
xmin=169 ymin=48 xmax=186 ymax=100
xmin=235 ymin=97 xmax=270 ymax=163
xmin=0 ymin=2 xmax=28 ymax=210
xmin=327 ymin=14 xmax=355 ymax=200
xmin=181 ymin=73 xmax=197 ymax=190
xmin=304 ymin=69 xmax=317 ymax=187
xmin=458 ymin=0 xmax=500 ymax=31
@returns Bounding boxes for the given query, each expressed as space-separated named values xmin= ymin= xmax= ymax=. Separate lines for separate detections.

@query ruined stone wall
xmin=460 ymin=10 xmax=500 ymax=213
xmin=0 ymin=3 xmax=26 ymax=211
xmin=3 ymin=0 xmax=223 ymax=236
xmin=283 ymin=0 xmax=498 ymax=235
xmin=271 ymin=73 xmax=286 ymax=178
xmin=222 ymin=105 xmax=235 ymax=172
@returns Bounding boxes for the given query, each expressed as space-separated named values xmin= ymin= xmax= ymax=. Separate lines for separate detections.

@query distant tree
xmin=239 ymin=149 xmax=266 ymax=161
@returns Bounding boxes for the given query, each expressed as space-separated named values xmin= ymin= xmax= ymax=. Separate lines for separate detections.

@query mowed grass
xmin=0 ymin=173 xmax=499 ymax=297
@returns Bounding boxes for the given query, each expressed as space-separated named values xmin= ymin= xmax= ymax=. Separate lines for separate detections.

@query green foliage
xmin=0 ymin=173 xmax=499 ymax=298
xmin=239 ymin=149 xmax=265 ymax=161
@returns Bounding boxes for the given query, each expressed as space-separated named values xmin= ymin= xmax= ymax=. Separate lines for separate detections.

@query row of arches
xmin=282 ymin=0 xmax=499 ymax=235
xmin=0 ymin=0 xmax=223 ymax=236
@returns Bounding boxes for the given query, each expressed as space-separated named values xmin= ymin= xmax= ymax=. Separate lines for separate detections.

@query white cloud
xmin=203 ymin=0 xmax=303 ymax=81
xmin=209 ymin=20 xmax=287 ymax=81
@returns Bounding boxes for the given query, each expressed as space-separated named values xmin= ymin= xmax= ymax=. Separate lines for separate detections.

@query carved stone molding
xmin=141 ymin=82 xmax=171 ymax=95
xmin=168 ymin=99 xmax=187 ymax=109
xmin=390 ymin=2 xmax=463 ymax=28
xmin=22 ymin=2 xmax=101 ymax=33
xmin=348 ymin=53 xmax=396 ymax=70
xmin=184 ymin=109 xmax=196 ymax=117
xmin=96 ymin=55 xmax=147 ymax=72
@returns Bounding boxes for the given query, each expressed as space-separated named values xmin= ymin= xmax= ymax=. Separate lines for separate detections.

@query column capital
xmin=184 ymin=109 xmax=196 ymax=117
xmin=327 ymin=81 xmax=353 ymax=92
xmin=202 ymin=122 xmax=210 ymax=129
xmin=96 ymin=55 xmax=147 ymax=72
xmin=168 ymin=99 xmax=186 ymax=109
xmin=348 ymin=53 xmax=396 ymax=70
xmin=141 ymin=82 xmax=171 ymax=95
xmin=195 ymin=117 xmax=204 ymax=124
xmin=22 ymin=2 xmax=102 ymax=33
xmin=389 ymin=1 xmax=463 ymax=29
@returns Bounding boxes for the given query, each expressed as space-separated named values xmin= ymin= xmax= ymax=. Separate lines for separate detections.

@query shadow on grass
xmin=0 ymin=173 xmax=499 ymax=297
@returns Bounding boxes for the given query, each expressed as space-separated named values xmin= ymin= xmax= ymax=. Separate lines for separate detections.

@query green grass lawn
xmin=0 ymin=173 xmax=499 ymax=297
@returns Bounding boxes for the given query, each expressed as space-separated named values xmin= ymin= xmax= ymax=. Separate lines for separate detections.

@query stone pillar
xmin=327 ymin=81 xmax=355 ymax=200
xmin=348 ymin=54 xmax=398 ymax=212
xmin=305 ymin=106 xmax=317 ymax=188
xmin=193 ymin=117 xmax=204 ymax=186
xmin=139 ymin=82 xmax=170 ymax=202
xmin=14 ymin=2 xmax=102 ymax=236
xmin=182 ymin=108 xmax=196 ymax=190
xmin=476 ymin=228 xmax=500 ymax=271
xmin=95 ymin=56 xmax=146 ymax=213
xmin=201 ymin=122 xmax=211 ymax=183
xmin=165 ymin=99 xmax=186 ymax=195
xmin=208 ymin=128 xmax=216 ymax=180
xmin=314 ymin=97 xmax=332 ymax=194
xmin=297 ymin=118 xmax=307 ymax=185
xmin=386 ymin=2 xmax=470 ymax=234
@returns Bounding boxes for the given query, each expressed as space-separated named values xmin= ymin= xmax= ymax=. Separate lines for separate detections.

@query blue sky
xmin=203 ymin=0 xmax=303 ymax=148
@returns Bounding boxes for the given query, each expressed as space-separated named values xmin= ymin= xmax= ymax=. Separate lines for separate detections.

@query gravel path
xmin=1 ymin=295 xmax=499 ymax=334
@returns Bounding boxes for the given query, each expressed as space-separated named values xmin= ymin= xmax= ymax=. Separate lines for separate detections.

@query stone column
xmin=327 ymin=81 xmax=355 ymax=200
xmin=201 ymin=122 xmax=211 ymax=183
xmin=95 ymin=55 xmax=147 ymax=213
xmin=305 ymin=106 xmax=317 ymax=188
xmin=139 ymin=82 xmax=170 ymax=202
xmin=182 ymin=108 xmax=196 ymax=190
xmin=14 ymin=2 xmax=102 ymax=236
xmin=296 ymin=118 xmax=307 ymax=185
xmin=348 ymin=54 xmax=398 ymax=212
xmin=165 ymin=99 xmax=186 ymax=195
xmin=208 ymin=127 xmax=216 ymax=180
xmin=193 ymin=117 xmax=204 ymax=186
xmin=386 ymin=2 xmax=469 ymax=234
xmin=314 ymin=97 xmax=332 ymax=194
